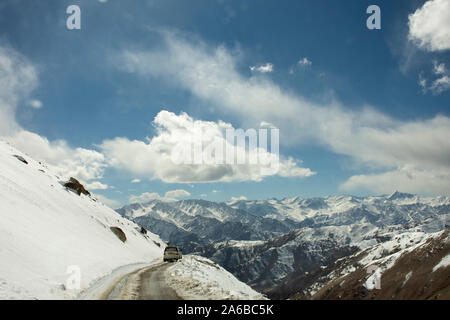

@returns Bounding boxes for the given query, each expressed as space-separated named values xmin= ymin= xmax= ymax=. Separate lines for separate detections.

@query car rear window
xmin=165 ymin=247 xmax=178 ymax=252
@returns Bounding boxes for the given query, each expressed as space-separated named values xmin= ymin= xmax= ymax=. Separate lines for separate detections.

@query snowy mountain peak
xmin=284 ymin=196 xmax=304 ymax=204
xmin=386 ymin=191 xmax=415 ymax=200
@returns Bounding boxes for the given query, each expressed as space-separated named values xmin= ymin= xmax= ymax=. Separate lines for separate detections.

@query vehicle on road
xmin=163 ymin=245 xmax=182 ymax=262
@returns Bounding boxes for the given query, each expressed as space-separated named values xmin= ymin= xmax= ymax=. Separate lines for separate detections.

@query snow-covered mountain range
xmin=2 ymin=136 xmax=446 ymax=300
xmin=116 ymin=199 xmax=296 ymax=251
xmin=117 ymin=193 xmax=449 ymax=298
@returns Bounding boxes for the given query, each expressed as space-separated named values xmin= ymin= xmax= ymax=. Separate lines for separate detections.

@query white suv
xmin=163 ymin=245 xmax=182 ymax=262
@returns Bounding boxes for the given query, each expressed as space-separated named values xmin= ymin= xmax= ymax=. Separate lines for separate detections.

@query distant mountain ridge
xmin=116 ymin=199 xmax=298 ymax=250
xmin=116 ymin=193 xmax=449 ymax=297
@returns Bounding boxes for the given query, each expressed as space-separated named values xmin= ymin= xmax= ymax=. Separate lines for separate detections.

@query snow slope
xmin=0 ymin=140 xmax=164 ymax=299
xmin=165 ymin=255 xmax=266 ymax=300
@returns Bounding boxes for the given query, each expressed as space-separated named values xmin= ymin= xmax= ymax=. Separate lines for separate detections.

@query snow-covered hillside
xmin=0 ymin=141 xmax=164 ymax=299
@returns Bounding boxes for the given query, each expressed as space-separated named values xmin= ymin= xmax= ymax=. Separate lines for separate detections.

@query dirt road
xmin=102 ymin=262 xmax=181 ymax=300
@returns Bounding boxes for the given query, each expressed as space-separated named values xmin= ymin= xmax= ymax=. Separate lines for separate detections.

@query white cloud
xmin=0 ymin=46 xmax=107 ymax=183
xmin=408 ymin=0 xmax=450 ymax=51
xmin=341 ymin=165 xmax=450 ymax=196
xmin=250 ymin=63 xmax=273 ymax=73
xmin=117 ymin=31 xmax=450 ymax=195
xmin=129 ymin=192 xmax=161 ymax=204
xmin=6 ymin=130 xmax=106 ymax=182
xmin=93 ymin=193 xmax=121 ymax=209
xmin=85 ymin=181 xmax=109 ymax=190
xmin=290 ymin=57 xmax=312 ymax=74
xmin=419 ymin=61 xmax=450 ymax=94
xmin=418 ymin=73 xmax=428 ymax=92
xmin=0 ymin=46 xmax=37 ymax=136
xmin=430 ymin=75 xmax=450 ymax=94
xmin=129 ymin=188 xmax=191 ymax=203
xmin=259 ymin=121 xmax=276 ymax=128
xmin=298 ymin=57 xmax=312 ymax=66
xmin=164 ymin=189 xmax=191 ymax=199
xmin=433 ymin=61 xmax=447 ymax=75
xmin=130 ymin=178 xmax=141 ymax=183
xmin=28 ymin=99 xmax=42 ymax=109
xmin=100 ymin=110 xmax=314 ymax=183
xmin=231 ymin=196 xmax=247 ymax=201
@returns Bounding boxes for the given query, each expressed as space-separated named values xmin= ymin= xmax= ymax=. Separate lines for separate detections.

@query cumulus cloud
xmin=231 ymin=196 xmax=247 ymax=201
xmin=0 ymin=46 xmax=107 ymax=183
xmin=93 ymin=193 xmax=121 ymax=208
xmin=117 ymin=30 xmax=450 ymax=195
xmin=129 ymin=189 xmax=191 ymax=203
xmin=6 ymin=130 xmax=106 ymax=182
xmin=129 ymin=192 xmax=161 ymax=204
xmin=100 ymin=110 xmax=314 ymax=183
xmin=250 ymin=63 xmax=274 ymax=73
xmin=85 ymin=181 xmax=109 ymax=190
xmin=408 ymin=0 xmax=450 ymax=51
xmin=130 ymin=178 xmax=141 ymax=183
xmin=164 ymin=189 xmax=191 ymax=199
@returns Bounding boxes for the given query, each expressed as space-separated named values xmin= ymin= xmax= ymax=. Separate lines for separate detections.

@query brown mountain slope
xmin=308 ymin=229 xmax=449 ymax=300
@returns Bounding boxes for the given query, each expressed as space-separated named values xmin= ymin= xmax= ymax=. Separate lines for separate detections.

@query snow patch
xmin=402 ymin=271 xmax=413 ymax=287
xmin=432 ymin=254 xmax=450 ymax=272
xmin=165 ymin=256 xmax=266 ymax=300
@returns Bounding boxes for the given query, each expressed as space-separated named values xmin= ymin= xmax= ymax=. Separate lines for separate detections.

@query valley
xmin=117 ymin=194 xmax=450 ymax=299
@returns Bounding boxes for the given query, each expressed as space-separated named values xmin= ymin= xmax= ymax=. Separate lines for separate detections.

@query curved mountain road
xmin=102 ymin=262 xmax=181 ymax=300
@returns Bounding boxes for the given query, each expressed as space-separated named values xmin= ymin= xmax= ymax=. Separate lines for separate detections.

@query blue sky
xmin=0 ymin=0 xmax=449 ymax=207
